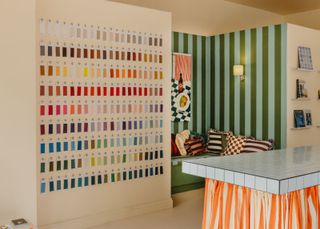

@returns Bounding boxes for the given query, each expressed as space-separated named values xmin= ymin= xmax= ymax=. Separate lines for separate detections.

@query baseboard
xmin=171 ymin=182 xmax=205 ymax=194
xmin=39 ymin=198 xmax=173 ymax=229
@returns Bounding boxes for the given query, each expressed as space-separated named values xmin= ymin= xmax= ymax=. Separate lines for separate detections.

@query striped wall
xmin=171 ymin=24 xmax=287 ymax=149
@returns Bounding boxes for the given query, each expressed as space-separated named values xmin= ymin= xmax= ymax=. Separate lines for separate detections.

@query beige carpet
xmin=92 ymin=188 xmax=204 ymax=229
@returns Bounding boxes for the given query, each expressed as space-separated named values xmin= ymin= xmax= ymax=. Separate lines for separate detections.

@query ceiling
xmin=110 ymin=0 xmax=282 ymax=36
xmin=225 ymin=0 xmax=320 ymax=15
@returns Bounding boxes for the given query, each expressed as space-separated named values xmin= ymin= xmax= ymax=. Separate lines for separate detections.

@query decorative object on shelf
xmin=171 ymin=53 xmax=192 ymax=122
xmin=233 ymin=64 xmax=245 ymax=81
xmin=294 ymin=110 xmax=306 ymax=128
xmin=296 ymin=79 xmax=308 ymax=98
xmin=305 ymin=109 xmax=312 ymax=126
xmin=298 ymin=46 xmax=313 ymax=70
xmin=0 ymin=225 xmax=11 ymax=229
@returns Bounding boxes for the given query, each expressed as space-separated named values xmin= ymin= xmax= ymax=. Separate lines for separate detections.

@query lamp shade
xmin=233 ymin=65 xmax=244 ymax=76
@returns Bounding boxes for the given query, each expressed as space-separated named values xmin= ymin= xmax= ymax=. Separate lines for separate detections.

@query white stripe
xmin=215 ymin=36 xmax=220 ymax=130
xmin=281 ymin=24 xmax=287 ymax=148
xmin=256 ymin=27 xmax=263 ymax=139
xmin=268 ymin=25 xmax=275 ymax=140
xmin=177 ymin=33 xmax=184 ymax=132
xmin=245 ymin=29 xmax=251 ymax=136
xmin=224 ymin=33 xmax=230 ymax=131
xmin=234 ymin=32 xmax=240 ymax=135
xmin=188 ymin=34 xmax=193 ymax=131
xmin=171 ymin=32 xmax=175 ymax=133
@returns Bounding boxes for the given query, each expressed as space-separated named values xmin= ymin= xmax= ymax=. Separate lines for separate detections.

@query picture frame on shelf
xmin=305 ymin=110 xmax=312 ymax=126
xmin=294 ymin=110 xmax=306 ymax=128
xmin=298 ymin=46 xmax=313 ymax=70
xmin=296 ymin=79 xmax=308 ymax=98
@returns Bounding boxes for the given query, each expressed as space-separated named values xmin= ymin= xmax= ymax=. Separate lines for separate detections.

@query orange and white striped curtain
xmin=203 ymin=179 xmax=320 ymax=229
xmin=174 ymin=54 xmax=192 ymax=82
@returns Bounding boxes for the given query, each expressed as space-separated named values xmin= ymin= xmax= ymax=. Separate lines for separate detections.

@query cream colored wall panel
xmin=286 ymin=24 xmax=320 ymax=147
xmin=0 ymin=0 xmax=37 ymax=224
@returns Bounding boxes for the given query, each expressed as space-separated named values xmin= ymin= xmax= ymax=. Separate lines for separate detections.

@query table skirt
xmin=202 ymin=179 xmax=320 ymax=229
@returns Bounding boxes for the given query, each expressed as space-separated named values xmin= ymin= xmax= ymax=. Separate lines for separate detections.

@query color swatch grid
xmin=38 ymin=19 xmax=165 ymax=193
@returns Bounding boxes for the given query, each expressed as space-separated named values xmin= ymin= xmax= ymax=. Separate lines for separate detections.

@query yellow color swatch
xmin=91 ymin=157 xmax=95 ymax=167
xmin=63 ymin=66 xmax=68 ymax=77
xmin=83 ymin=67 xmax=88 ymax=77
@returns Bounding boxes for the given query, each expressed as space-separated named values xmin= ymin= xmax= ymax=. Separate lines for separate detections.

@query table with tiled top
xmin=183 ymin=145 xmax=320 ymax=228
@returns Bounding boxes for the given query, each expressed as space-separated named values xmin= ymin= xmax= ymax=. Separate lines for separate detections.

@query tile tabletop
xmin=182 ymin=145 xmax=320 ymax=194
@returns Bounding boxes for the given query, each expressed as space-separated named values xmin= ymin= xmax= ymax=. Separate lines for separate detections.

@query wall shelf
xmin=290 ymin=126 xmax=312 ymax=130
xmin=296 ymin=68 xmax=317 ymax=72
xmin=291 ymin=98 xmax=311 ymax=101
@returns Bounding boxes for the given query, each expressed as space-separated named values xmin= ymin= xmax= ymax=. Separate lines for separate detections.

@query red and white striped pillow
xmin=241 ymin=138 xmax=273 ymax=153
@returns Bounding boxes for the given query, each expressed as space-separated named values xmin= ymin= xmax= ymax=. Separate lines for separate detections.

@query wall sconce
xmin=233 ymin=65 xmax=245 ymax=81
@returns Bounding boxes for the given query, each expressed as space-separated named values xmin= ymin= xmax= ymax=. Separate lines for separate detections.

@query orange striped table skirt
xmin=203 ymin=179 xmax=320 ymax=229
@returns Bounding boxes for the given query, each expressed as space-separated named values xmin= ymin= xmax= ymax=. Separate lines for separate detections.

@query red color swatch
xmin=77 ymin=86 xmax=81 ymax=96
xmin=40 ymin=105 xmax=45 ymax=116
xmin=103 ymin=87 xmax=107 ymax=96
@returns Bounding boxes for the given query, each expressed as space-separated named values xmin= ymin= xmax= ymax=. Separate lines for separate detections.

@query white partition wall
xmin=286 ymin=24 xmax=320 ymax=147
xmin=0 ymin=0 xmax=171 ymax=228
xmin=0 ymin=0 xmax=37 ymax=224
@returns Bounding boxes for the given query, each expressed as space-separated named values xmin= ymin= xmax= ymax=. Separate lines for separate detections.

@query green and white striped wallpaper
xmin=171 ymin=24 xmax=287 ymax=149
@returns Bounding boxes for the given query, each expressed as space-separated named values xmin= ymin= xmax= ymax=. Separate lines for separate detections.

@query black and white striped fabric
xmin=241 ymin=138 xmax=273 ymax=153
xmin=207 ymin=129 xmax=232 ymax=153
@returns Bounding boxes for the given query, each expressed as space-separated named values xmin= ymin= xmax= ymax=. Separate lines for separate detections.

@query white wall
xmin=0 ymin=0 xmax=37 ymax=224
xmin=286 ymin=24 xmax=320 ymax=147
xmin=36 ymin=0 xmax=172 ymax=228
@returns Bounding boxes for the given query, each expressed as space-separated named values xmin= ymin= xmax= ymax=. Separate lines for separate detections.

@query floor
xmin=92 ymin=188 xmax=204 ymax=229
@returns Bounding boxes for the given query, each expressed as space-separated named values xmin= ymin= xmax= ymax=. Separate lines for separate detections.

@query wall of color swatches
xmin=38 ymin=19 xmax=165 ymax=193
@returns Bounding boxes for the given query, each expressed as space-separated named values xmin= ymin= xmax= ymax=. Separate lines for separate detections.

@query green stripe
xmin=192 ymin=35 xmax=198 ymax=132
xmin=229 ymin=33 xmax=235 ymax=132
xmin=197 ymin=36 xmax=202 ymax=133
xmin=256 ymin=28 xmax=263 ymax=139
xmin=202 ymin=36 xmax=206 ymax=133
xmin=214 ymin=36 xmax=220 ymax=130
xmin=173 ymin=32 xmax=179 ymax=134
xmin=210 ymin=37 xmax=215 ymax=129
xmin=281 ymin=24 xmax=287 ymax=148
xmin=250 ymin=28 xmax=257 ymax=137
xmin=205 ymin=37 xmax=211 ymax=132
xmin=274 ymin=25 xmax=281 ymax=148
xmin=224 ymin=34 xmax=230 ymax=131
xmin=183 ymin=33 xmax=189 ymax=131
xmin=219 ymin=34 xmax=225 ymax=130
xmin=240 ymin=30 xmax=246 ymax=135
xmin=262 ymin=27 xmax=269 ymax=140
